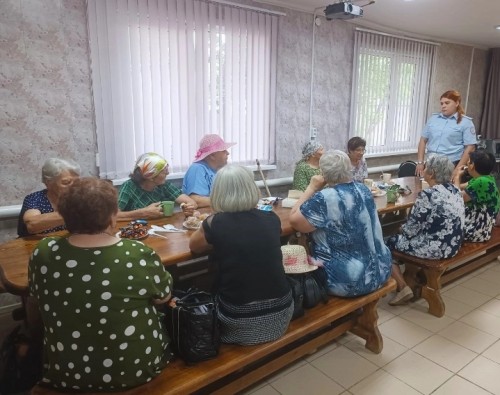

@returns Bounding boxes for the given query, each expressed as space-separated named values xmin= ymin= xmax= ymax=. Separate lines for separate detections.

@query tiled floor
xmin=242 ymin=259 xmax=500 ymax=395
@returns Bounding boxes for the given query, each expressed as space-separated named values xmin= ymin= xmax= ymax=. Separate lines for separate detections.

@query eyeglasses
xmin=354 ymin=148 xmax=366 ymax=153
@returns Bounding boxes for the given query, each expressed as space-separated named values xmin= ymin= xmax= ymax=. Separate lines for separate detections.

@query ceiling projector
xmin=324 ymin=2 xmax=363 ymax=20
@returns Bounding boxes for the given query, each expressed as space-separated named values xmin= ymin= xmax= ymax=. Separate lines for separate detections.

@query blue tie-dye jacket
xmin=300 ymin=182 xmax=392 ymax=297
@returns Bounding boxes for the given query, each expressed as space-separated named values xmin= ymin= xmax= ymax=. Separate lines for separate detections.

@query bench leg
xmin=421 ymin=268 xmax=446 ymax=317
xmin=349 ymin=299 xmax=383 ymax=354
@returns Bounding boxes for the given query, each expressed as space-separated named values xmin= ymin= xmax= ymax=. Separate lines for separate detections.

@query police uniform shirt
xmin=422 ymin=112 xmax=477 ymax=162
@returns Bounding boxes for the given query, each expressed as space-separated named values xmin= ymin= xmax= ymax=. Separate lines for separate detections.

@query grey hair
xmin=319 ymin=150 xmax=353 ymax=185
xmin=42 ymin=158 xmax=81 ymax=184
xmin=210 ymin=165 xmax=260 ymax=213
xmin=425 ymin=155 xmax=453 ymax=184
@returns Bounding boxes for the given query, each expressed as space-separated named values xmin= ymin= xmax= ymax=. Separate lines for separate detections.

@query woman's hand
xmin=180 ymin=202 xmax=196 ymax=217
xmin=308 ymin=175 xmax=326 ymax=192
xmin=415 ymin=163 xmax=425 ymax=177
xmin=452 ymin=166 xmax=466 ymax=186
xmin=142 ymin=202 xmax=164 ymax=218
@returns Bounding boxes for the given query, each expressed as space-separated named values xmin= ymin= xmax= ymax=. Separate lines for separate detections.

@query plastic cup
xmin=161 ymin=201 xmax=175 ymax=217
xmin=380 ymin=173 xmax=391 ymax=183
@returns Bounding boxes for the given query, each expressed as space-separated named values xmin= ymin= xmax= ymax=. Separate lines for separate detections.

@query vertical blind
xmin=350 ymin=29 xmax=437 ymax=155
xmin=87 ymin=0 xmax=278 ymax=179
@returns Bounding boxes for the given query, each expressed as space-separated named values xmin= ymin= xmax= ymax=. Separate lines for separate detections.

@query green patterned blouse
xmin=292 ymin=160 xmax=321 ymax=191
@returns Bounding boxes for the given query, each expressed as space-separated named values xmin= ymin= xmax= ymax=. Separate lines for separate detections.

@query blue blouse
xmin=422 ymin=112 xmax=476 ymax=162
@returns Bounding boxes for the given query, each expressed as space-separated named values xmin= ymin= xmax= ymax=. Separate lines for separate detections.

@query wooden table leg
xmin=349 ymin=299 xmax=383 ymax=353
xmin=420 ymin=268 xmax=446 ymax=317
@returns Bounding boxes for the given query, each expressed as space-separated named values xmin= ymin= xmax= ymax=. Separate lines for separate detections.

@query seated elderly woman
xmin=386 ymin=155 xmax=465 ymax=305
xmin=289 ymin=150 xmax=392 ymax=297
xmin=29 ymin=177 xmax=174 ymax=391
xmin=118 ymin=152 xmax=197 ymax=219
xmin=453 ymin=151 xmax=500 ymax=242
xmin=347 ymin=136 xmax=368 ymax=182
xmin=18 ymin=158 xmax=80 ymax=237
xmin=292 ymin=140 xmax=324 ymax=191
xmin=189 ymin=165 xmax=293 ymax=345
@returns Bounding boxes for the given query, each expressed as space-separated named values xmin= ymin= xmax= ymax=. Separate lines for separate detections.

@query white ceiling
xmin=259 ymin=0 xmax=500 ymax=49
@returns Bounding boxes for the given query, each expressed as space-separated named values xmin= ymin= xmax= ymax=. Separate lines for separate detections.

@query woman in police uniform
xmin=415 ymin=90 xmax=477 ymax=180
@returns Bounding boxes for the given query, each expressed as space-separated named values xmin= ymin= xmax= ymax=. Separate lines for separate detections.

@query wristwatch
xmin=416 ymin=161 xmax=424 ymax=165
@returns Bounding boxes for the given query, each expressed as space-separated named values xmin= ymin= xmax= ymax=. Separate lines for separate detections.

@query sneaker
xmin=388 ymin=286 xmax=414 ymax=306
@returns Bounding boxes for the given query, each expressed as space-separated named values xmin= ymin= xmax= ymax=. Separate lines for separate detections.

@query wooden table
xmin=0 ymin=177 xmax=421 ymax=296
xmin=0 ymin=204 xmax=293 ymax=296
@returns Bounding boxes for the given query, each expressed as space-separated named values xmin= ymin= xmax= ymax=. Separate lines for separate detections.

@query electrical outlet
xmin=311 ymin=127 xmax=318 ymax=139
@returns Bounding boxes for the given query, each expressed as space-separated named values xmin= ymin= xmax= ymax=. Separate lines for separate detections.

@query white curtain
xmin=87 ymin=0 xmax=278 ymax=179
xmin=350 ymin=29 xmax=437 ymax=155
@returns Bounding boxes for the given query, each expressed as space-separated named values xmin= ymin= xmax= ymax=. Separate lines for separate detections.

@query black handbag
xmin=287 ymin=267 xmax=329 ymax=309
xmin=165 ymin=289 xmax=220 ymax=364
xmin=286 ymin=276 xmax=305 ymax=320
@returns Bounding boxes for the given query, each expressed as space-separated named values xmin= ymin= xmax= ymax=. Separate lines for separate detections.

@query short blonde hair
xmin=319 ymin=150 xmax=352 ymax=185
xmin=211 ymin=165 xmax=260 ymax=212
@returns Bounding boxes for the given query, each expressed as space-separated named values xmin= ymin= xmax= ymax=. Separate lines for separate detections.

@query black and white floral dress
xmin=386 ymin=183 xmax=465 ymax=259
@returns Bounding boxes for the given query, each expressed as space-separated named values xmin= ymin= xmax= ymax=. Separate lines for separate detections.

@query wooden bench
xmin=392 ymin=227 xmax=500 ymax=317
xmin=31 ymin=278 xmax=396 ymax=395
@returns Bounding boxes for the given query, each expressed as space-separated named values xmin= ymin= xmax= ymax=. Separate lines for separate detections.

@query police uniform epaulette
xmin=463 ymin=115 xmax=473 ymax=120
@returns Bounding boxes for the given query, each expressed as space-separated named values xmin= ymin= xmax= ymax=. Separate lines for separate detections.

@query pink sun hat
xmin=194 ymin=134 xmax=236 ymax=162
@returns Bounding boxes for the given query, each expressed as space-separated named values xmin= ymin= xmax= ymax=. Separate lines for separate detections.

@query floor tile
xmin=432 ymin=375 xmax=491 ymax=395
xmin=478 ymin=297 xmax=500 ymax=318
xmin=242 ymin=383 xmax=280 ymax=395
xmin=441 ymin=295 xmax=476 ymax=320
xmin=383 ymin=350 xmax=453 ymax=394
xmin=344 ymin=335 xmax=407 ymax=368
xmin=270 ymin=363 xmax=344 ymax=395
xmin=400 ymin=304 xmax=454 ymax=332
xmin=379 ymin=316 xmax=432 ymax=348
xmin=304 ymin=339 xmax=339 ymax=362
xmin=477 ymin=269 xmax=500 ymax=285
xmin=481 ymin=339 xmax=500 ymax=364
xmin=335 ymin=332 xmax=358 ymax=345
xmin=439 ymin=321 xmax=497 ymax=353
xmin=459 ymin=355 xmax=500 ymax=394
xmin=376 ymin=306 xmax=396 ymax=325
xmin=412 ymin=334 xmax=478 ymax=372
xmin=442 ymin=285 xmax=492 ymax=308
xmin=460 ymin=276 xmax=500 ymax=297
xmin=349 ymin=370 xmax=421 ymax=395
xmin=266 ymin=358 xmax=308 ymax=383
xmin=310 ymin=346 xmax=378 ymax=388
xmin=460 ymin=309 xmax=500 ymax=337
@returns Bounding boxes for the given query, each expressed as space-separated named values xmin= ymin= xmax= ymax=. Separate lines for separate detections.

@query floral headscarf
xmin=302 ymin=140 xmax=323 ymax=160
xmin=134 ymin=153 xmax=168 ymax=179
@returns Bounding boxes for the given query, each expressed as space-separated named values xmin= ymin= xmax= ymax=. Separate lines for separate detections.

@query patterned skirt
xmin=217 ymin=292 xmax=293 ymax=345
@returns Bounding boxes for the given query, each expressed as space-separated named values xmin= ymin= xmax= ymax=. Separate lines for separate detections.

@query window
xmin=87 ymin=0 xmax=279 ymax=179
xmin=350 ymin=29 xmax=437 ymax=156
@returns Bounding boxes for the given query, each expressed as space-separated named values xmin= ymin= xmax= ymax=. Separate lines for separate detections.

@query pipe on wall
xmin=0 ymin=164 xmax=400 ymax=220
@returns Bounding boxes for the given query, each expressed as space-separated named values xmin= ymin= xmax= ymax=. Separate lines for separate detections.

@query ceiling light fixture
xmin=495 ymin=25 xmax=500 ymax=30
